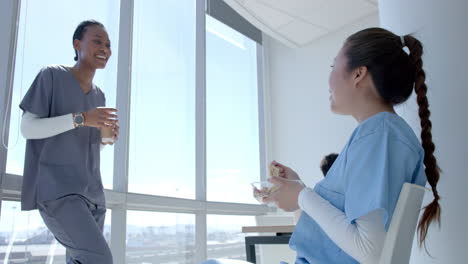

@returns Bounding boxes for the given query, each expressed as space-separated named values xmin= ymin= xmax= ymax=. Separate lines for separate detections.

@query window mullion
xmin=195 ymin=0 xmax=207 ymax=262
xmin=0 ymin=0 xmax=21 ymax=213
xmin=257 ymin=43 xmax=268 ymax=182
xmin=110 ymin=0 xmax=134 ymax=262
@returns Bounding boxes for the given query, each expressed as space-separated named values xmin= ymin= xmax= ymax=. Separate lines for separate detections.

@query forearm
xmin=22 ymin=111 xmax=107 ymax=151
xmin=298 ymin=188 xmax=386 ymax=263
xmin=21 ymin=112 xmax=75 ymax=139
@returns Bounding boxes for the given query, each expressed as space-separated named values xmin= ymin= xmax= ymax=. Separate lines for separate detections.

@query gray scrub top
xmin=20 ymin=65 xmax=106 ymax=210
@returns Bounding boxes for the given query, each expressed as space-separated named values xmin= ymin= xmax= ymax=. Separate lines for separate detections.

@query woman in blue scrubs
xmin=202 ymin=27 xmax=441 ymax=264
xmin=267 ymin=27 xmax=441 ymax=264
xmin=20 ymin=20 xmax=117 ymax=264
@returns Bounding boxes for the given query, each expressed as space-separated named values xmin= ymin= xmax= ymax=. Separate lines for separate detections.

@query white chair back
xmin=379 ymin=183 xmax=426 ymax=264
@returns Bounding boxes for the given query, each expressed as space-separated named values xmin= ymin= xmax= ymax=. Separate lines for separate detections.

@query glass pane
xmin=126 ymin=211 xmax=195 ymax=263
xmin=0 ymin=201 xmax=111 ymax=263
xmin=129 ymin=0 xmax=196 ymax=198
xmin=5 ymin=0 xmax=120 ymax=189
xmin=207 ymin=214 xmax=257 ymax=260
xmin=206 ymin=15 xmax=261 ymax=203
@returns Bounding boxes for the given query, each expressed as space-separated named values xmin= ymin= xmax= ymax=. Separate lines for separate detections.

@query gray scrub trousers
xmin=20 ymin=65 xmax=112 ymax=264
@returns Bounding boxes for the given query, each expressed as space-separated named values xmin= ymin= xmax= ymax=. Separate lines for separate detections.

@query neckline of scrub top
xmin=62 ymin=65 xmax=97 ymax=96
xmin=360 ymin=111 xmax=399 ymax=125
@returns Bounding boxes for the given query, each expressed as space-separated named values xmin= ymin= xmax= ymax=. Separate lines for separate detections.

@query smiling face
xmin=328 ymin=45 xmax=357 ymax=114
xmin=73 ymin=25 xmax=111 ymax=69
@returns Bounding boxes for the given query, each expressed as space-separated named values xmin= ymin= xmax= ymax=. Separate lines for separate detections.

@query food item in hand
xmin=253 ymin=186 xmax=274 ymax=198
xmin=251 ymin=163 xmax=281 ymax=203
xmin=269 ymin=163 xmax=280 ymax=177
xmin=251 ymin=181 xmax=279 ymax=203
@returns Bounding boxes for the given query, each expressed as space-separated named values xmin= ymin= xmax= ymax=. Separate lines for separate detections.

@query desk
xmin=242 ymin=225 xmax=295 ymax=264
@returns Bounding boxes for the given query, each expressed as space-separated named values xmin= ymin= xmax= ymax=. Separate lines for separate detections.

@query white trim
xmin=103 ymin=189 xmax=126 ymax=208
xmin=0 ymin=0 xmax=21 ymax=213
xmin=0 ymin=1 xmax=270 ymax=262
xmin=195 ymin=0 xmax=207 ymax=209
xmin=126 ymin=192 xmax=203 ymax=213
xmin=261 ymin=34 xmax=274 ymax=178
xmin=195 ymin=212 xmax=207 ymax=262
xmin=1 ymin=174 xmax=271 ymax=215
xmin=195 ymin=0 xmax=208 ymax=261
xmin=110 ymin=208 xmax=127 ymax=264
xmin=110 ymin=0 xmax=134 ymax=262
xmin=257 ymin=42 xmax=268 ymax=182
xmin=113 ymin=0 xmax=133 ymax=194
xmin=206 ymin=201 xmax=271 ymax=215
xmin=222 ymin=0 xmax=300 ymax=48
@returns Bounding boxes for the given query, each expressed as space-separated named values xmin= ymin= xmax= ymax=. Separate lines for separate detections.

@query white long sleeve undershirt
xmin=21 ymin=112 xmax=106 ymax=150
xmin=298 ymin=187 xmax=386 ymax=264
xmin=21 ymin=112 xmax=75 ymax=139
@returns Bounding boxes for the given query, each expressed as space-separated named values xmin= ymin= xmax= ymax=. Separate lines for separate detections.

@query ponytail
xmin=404 ymin=35 xmax=442 ymax=248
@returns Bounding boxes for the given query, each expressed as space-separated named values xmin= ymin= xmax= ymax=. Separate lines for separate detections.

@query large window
xmin=129 ymin=0 xmax=196 ymax=199
xmin=207 ymin=215 xmax=257 ymax=260
xmin=4 ymin=0 xmax=120 ymax=189
xmin=206 ymin=15 xmax=260 ymax=204
xmin=126 ymin=211 xmax=195 ymax=263
xmin=0 ymin=1 xmax=266 ymax=263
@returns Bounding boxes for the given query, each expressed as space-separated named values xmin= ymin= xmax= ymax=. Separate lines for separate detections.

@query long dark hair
xmin=72 ymin=20 xmax=104 ymax=61
xmin=344 ymin=27 xmax=441 ymax=247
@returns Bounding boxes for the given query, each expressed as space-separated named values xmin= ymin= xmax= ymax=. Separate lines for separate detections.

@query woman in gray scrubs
xmin=20 ymin=20 xmax=117 ymax=264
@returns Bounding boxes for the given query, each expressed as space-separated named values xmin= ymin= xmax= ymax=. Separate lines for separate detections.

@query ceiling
xmin=223 ymin=0 xmax=379 ymax=48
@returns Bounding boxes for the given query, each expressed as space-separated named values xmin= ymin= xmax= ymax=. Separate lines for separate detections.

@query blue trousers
xmin=38 ymin=194 xmax=113 ymax=264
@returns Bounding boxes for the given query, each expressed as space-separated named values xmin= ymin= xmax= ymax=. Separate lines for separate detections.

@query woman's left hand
xmin=264 ymin=177 xmax=305 ymax=212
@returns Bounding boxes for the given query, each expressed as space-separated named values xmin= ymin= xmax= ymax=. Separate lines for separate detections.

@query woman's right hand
xmin=271 ymin=160 xmax=300 ymax=181
xmin=83 ymin=107 xmax=118 ymax=128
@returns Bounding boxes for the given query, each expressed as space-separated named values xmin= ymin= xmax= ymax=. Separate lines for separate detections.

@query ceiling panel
xmin=299 ymin=0 xmax=377 ymax=29
xmin=256 ymin=0 xmax=329 ymax=23
xmin=223 ymin=0 xmax=379 ymax=48
xmin=244 ymin=0 xmax=294 ymax=29
xmin=278 ymin=20 xmax=328 ymax=46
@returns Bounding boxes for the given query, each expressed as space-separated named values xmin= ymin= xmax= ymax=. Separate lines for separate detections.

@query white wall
xmin=261 ymin=13 xmax=379 ymax=264
xmin=379 ymin=0 xmax=468 ymax=263
xmin=264 ymin=13 xmax=379 ymax=187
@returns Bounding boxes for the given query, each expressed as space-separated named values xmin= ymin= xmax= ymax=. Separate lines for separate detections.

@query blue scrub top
xmin=290 ymin=112 xmax=427 ymax=264
xmin=20 ymin=65 xmax=106 ymax=210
